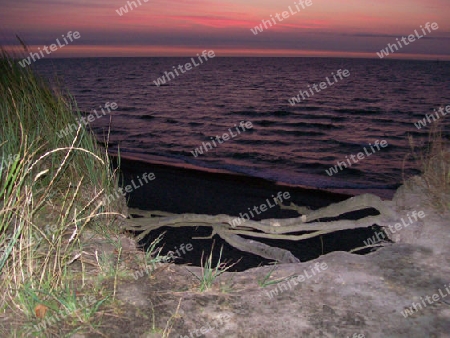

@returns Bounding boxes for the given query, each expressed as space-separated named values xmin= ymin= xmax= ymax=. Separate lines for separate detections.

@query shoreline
xmin=113 ymin=154 xmax=355 ymax=216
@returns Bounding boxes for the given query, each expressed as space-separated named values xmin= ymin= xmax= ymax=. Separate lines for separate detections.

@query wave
xmin=281 ymin=121 xmax=340 ymax=129
xmin=138 ymin=114 xmax=155 ymax=120
xmin=333 ymin=108 xmax=379 ymax=115
xmin=276 ymin=130 xmax=326 ymax=137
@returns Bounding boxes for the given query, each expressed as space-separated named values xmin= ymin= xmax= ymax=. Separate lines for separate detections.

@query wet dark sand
xmin=115 ymin=155 xmax=382 ymax=271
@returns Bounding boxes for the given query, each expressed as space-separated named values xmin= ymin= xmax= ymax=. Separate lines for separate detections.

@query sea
xmin=34 ymin=57 xmax=450 ymax=199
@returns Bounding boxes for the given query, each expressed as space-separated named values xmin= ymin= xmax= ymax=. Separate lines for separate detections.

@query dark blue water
xmin=35 ymin=57 xmax=450 ymax=198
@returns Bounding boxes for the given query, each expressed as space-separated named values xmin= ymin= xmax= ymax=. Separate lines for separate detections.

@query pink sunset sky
xmin=0 ymin=0 xmax=449 ymax=59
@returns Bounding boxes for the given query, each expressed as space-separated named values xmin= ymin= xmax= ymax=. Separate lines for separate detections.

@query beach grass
xmin=406 ymin=119 xmax=450 ymax=211
xmin=187 ymin=242 xmax=237 ymax=292
xmin=0 ymin=48 xmax=126 ymax=335
xmin=257 ymin=263 xmax=287 ymax=288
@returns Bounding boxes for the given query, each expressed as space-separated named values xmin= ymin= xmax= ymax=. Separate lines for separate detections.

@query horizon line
xmin=3 ymin=45 xmax=450 ymax=61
